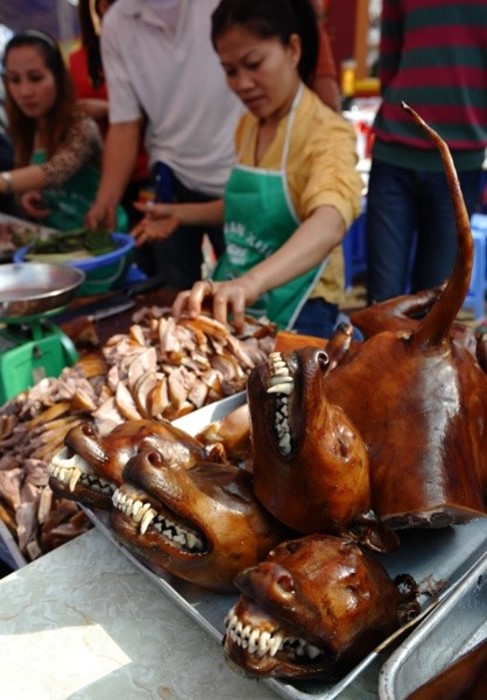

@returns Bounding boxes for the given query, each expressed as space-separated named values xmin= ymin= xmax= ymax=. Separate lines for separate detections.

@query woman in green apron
xmin=0 ymin=30 xmax=126 ymax=232
xmin=132 ymin=0 xmax=362 ymax=336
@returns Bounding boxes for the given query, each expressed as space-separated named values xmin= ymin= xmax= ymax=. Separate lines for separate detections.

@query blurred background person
xmin=85 ymin=0 xmax=244 ymax=286
xmin=365 ymin=0 xmax=487 ymax=305
xmin=68 ymin=0 xmax=115 ymax=137
xmin=133 ymin=0 xmax=362 ymax=337
xmin=69 ymin=0 xmax=149 ymax=229
xmin=69 ymin=0 xmax=112 ymax=134
xmin=308 ymin=0 xmax=341 ymax=112
xmin=0 ymin=29 xmax=126 ymax=231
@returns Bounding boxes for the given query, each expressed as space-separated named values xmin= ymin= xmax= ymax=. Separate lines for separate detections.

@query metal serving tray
xmin=378 ymin=548 xmax=487 ymax=700
xmin=84 ymin=394 xmax=487 ymax=700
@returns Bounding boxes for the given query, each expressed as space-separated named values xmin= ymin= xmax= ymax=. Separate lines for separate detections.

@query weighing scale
xmin=0 ymin=262 xmax=85 ymax=405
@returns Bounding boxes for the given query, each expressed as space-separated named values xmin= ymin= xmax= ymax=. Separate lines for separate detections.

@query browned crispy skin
xmin=223 ymin=534 xmax=418 ymax=680
xmin=110 ymin=447 xmax=290 ymax=592
xmin=350 ymin=289 xmax=486 ymax=380
xmin=406 ymin=639 xmax=487 ymax=700
xmin=274 ymin=330 xmax=327 ymax=352
xmin=350 ymin=287 xmax=442 ymax=337
xmin=248 ymin=350 xmax=368 ymax=528
xmin=323 ymin=330 xmax=487 ymax=527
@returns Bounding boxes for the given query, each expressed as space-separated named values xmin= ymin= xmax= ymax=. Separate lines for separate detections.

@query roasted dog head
xmin=223 ymin=534 xmax=418 ymax=679
xmin=110 ymin=446 xmax=290 ymax=592
xmin=48 ymin=418 xmax=218 ymax=510
xmin=247 ymin=347 xmax=397 ymax=552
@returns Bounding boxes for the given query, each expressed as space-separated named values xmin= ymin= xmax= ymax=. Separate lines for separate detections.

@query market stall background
xmin=0 ymin=0 xmax=79 ymax=43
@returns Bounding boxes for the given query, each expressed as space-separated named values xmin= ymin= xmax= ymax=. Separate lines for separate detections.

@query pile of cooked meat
xmin=0 ymin=310 xmax=276 ymax=562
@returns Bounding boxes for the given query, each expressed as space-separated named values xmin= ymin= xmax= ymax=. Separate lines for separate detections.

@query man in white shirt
xmin=86 ymin=0 xmax=242 ymax=287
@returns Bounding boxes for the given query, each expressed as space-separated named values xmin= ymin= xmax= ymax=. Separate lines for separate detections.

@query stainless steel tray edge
xmin=378 ymin=547 xmax=487 ymax=700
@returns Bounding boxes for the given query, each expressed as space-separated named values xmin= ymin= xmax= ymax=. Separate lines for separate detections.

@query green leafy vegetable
xmin=28 ymin=227 xmax=118 ymax=256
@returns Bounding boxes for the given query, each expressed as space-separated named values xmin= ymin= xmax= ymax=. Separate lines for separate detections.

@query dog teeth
xmin=225 ymin=609 xmax=324 ymax=662
xmin=68 ymin=468 xmax=82 ymax=493
xmin=112 ymin=487 xmax=205 ymax=553
xmin=265 ymin=353 xmax=294 ymax=453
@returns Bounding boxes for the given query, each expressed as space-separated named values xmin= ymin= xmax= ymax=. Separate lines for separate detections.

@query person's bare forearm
xmin=76 ymin=98 xmax=109 ymax=122
xmin=172 ymin=205 xmax=347 ymax=330
xmin=131 ymin=199 xmax=224 ymax=247
xmin=96 ymin=121 xmax=141 ymax=208
xmin=151 ymin=199 xmax=224 ymax=226
xmin=177 ymin=199 xmax=224 ymax=226
xmin=86 ymin=121 xmax=142 ymax=229
xmin=0 ymin=164 xmax=45 ymax=194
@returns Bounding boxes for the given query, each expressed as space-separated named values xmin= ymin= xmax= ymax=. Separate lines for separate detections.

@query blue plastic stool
xmin=462 ymin=214 xmax=487 ymax=319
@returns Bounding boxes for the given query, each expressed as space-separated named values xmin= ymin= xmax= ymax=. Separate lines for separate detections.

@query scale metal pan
xmin=0 ymin=262 xmax=85 ymax=319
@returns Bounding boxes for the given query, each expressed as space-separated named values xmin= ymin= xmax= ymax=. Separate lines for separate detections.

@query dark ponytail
xmin=288 ymin=0 xmax=319 ymax=83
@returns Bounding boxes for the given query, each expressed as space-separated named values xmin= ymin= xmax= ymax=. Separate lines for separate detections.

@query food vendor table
xmin=0 ymin=528 xmax=378 ymax=700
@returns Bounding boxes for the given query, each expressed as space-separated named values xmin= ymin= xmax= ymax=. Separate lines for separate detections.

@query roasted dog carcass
xmin=247 ymin=105 xmax=487 ymax=533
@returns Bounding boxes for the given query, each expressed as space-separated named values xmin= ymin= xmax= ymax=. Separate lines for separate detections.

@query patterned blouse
xmin=39 ymin=113 xmax=102 ymax=189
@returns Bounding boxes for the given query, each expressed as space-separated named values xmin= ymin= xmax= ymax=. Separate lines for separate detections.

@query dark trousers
xmin=365 ymin=159 xmax=482 ymax=304
xmin=292 ymin=297 xmax=339 ymax=338
xmin=134 ymin=172 xmax=225 ymax=290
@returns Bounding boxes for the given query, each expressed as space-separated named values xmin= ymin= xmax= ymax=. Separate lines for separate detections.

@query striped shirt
xmin=372 ymin=0 xmax=487 ymax=171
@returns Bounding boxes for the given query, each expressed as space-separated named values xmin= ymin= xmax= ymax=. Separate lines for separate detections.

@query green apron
xmin=212 ymin=84 xmax=327 ymax=330
xmin=31 ymin=150 xmax=127 ymax=232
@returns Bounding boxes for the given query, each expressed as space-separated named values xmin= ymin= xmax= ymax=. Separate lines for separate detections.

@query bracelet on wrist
xmin=0 ymin=171 xmax=13 ymax=194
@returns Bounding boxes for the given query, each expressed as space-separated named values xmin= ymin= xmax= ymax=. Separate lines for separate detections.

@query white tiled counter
xmin=0 ymin=527 xmax=379 ymax=700
xmin=0 ymin=528 xmax=278 ymax=700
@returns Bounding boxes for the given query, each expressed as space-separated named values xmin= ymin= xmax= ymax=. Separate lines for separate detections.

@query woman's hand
xmin=131 ymin=201 xmax=180 ymax=246
xmin=131 ymin=199 xmax=223 ymax=246
xmin=172 ymin=276 xmax=260 ymax=331
xmin=20 ymin=190 xmax=50 ymax=219
xmin=131 ymin=214 xmax=180 ymax=245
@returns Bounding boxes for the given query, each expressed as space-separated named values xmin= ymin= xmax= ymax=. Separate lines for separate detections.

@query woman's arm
xmin=85 ymin=120 xmax=142 ymax=230
xmin=76 ymin=97 xmax=109 ymax=123
xmin=131 ymin=199 xmax=224 ymax=245
xmin=0 ymin=165 xmax=46 ymax=195
xmin=173 ymin=203 xmax=345 ymax=329
xmin=238 ymin=204 xmax=344 ymax=293
xmin=0 ymin=116 xmax=101 ymax=196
